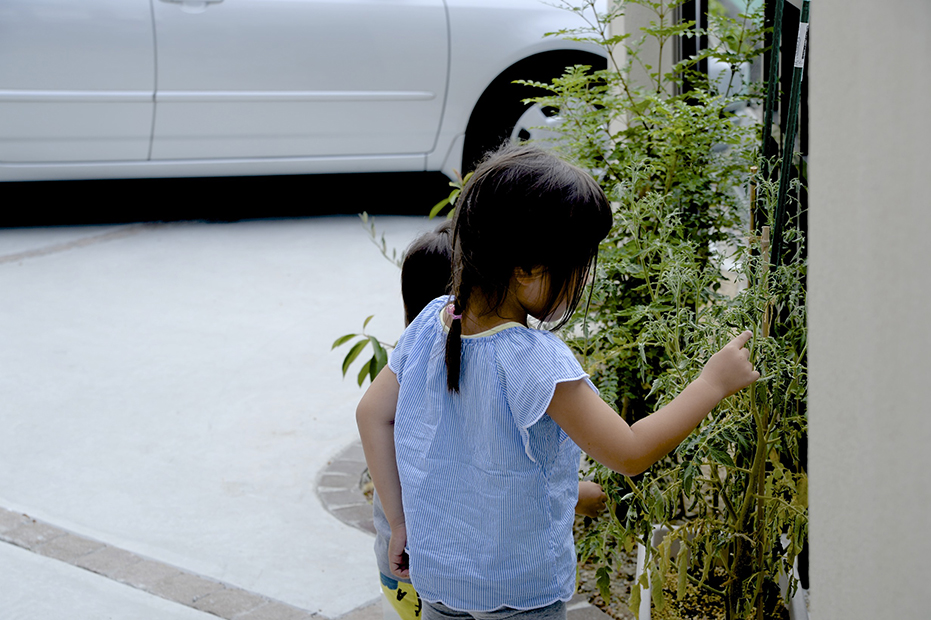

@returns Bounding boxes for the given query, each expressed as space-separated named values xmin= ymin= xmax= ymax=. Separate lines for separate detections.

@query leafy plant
xmin=527 ymin=1 xmax=807 ymax=618
xmin=331 ymin=315 xmax=392 ymax=387
xmin=574 ymin=171 xmax=806 ymax=619
xmin=524 ymin=0 xmax=766 ymax=425
xmin=429 ymin=171 xmax=473 ymax=219
xmin=360 ymin=211 xmax=404 ymax=268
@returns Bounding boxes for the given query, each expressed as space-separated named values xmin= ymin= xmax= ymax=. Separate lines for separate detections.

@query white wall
xmin=809 ymin=1 xmax=931 ymax=617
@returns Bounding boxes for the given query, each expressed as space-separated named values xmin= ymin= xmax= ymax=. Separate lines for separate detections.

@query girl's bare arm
xmin=355 ymin=366 xmax=409 ymax=578
xmin=548 ymin=331 xmax=760 ymax=476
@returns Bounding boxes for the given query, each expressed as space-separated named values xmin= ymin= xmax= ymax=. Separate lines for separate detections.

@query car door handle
xmin=159 ymin=0 xmax=223 ymax=14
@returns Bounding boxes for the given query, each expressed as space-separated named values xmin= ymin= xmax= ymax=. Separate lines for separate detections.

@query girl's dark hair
xmin=401 ymin=220 xmax=453 ymax=326
xmin=445 ymin=144 xmax=613 ymax=392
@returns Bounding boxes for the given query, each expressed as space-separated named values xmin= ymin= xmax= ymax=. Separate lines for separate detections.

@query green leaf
xmin=627 ymin=575 xmax=643 ymax=615
xmin=341 ymin=339 xmax=369 ymax=377
xmin=331 ymin=333 xmax=357 ymax=350
xmin=707 ymin=446 xmax=736 ymax=468
xmin=356 ymin=357 xmax=374 ymax=387
xmin=602 ymin=33 xmax=632 ymax=47
xmin=596 ymin=565 xmax=612 ymax=602
xmin=682 ymin=462 xmax=697 ymax=496
xmin=369 ymin=337 xmax=388 ymax=374
xmin=651 ymin=569 xmax=665 ymax=611
xmin=429 ymin=197 xmax=450 ymax=219
xmin=362 ymin=315 xmax=374 ymax=329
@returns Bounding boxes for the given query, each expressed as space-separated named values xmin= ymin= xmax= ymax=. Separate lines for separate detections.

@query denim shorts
xmin=422 ymin=600 xmax=566 ymax=620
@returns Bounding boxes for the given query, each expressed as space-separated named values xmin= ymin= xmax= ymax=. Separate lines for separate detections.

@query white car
xmin=0 ymin=0 xmax=606 ymax=182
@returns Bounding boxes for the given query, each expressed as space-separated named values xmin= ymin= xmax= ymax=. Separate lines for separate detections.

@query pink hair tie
xmin=446 ymin=305 xmax=462 ymax=320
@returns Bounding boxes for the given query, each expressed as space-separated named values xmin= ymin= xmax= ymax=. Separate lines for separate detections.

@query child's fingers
xmin=733 ymin=331 xmax=759 ymax=381
xmin=727 ymin=330 xmax=753 ymax=349
xmin=391 ymin=551 xmax=410 ymax=579
xmin=700 ymin=329 xmax=759 ymax=397
xmin=388 ymin=530 xmax=410 ymax=578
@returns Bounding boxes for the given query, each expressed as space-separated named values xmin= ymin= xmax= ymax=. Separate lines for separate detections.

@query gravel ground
xmin=576 ymin=551 xmax=639 ymax=620
xmin=574 ymin=515 xmax=639 ymax=620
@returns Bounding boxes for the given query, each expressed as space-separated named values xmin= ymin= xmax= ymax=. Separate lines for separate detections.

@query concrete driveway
xmin=0 ymin=215 xmax=437 ymax=619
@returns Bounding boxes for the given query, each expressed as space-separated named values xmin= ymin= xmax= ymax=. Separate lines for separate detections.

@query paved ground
xmin=0 ymin=216 xmax=612 ymax=620
xmin=0 ymin=216 xmax=428 ymax=619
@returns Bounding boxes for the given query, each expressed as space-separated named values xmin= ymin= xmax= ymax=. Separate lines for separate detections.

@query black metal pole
xmin=761 ymin=0 xmax=785 ymax=170
xmin=771 ymin=0 xmax=809 ymax=268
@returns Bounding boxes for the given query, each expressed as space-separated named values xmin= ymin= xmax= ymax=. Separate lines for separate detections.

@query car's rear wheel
xmin=460 ymin=51 xmax=605 ymax=175
xmin=509 ymin=103 xmax=563 ymax=144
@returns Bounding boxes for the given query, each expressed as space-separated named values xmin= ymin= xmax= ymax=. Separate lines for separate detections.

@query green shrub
xmin=534 ymin=2 xmax=807 ymax=618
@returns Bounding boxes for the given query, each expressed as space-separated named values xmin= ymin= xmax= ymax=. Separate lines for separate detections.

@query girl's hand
xmin=576 ymin=480 xmax=607 ymax=518
xmin=388 ymin=523 xmax=410 ymax=579
xmin=698 ymin=330 xmax=761 ymax=399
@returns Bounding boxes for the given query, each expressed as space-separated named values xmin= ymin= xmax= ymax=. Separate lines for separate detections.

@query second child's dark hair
xmin=445 ymin=144 xmax=613 ymax=392
xmin=401 ymin=220 xmax=453 ymax=326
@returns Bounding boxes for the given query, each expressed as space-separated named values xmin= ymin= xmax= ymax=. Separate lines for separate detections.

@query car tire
xmin=461 ymin=50 xmax=606 ymax=175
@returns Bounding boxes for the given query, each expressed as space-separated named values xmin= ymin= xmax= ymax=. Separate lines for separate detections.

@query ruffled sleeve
xmin=495 ymin=329 xmax=598 ymax=462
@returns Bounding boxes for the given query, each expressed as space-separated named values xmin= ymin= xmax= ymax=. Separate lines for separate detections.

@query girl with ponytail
xmin=357 ymin=144 xmax=759 ymax=620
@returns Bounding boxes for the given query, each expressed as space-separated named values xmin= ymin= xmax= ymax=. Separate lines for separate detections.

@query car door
xmin=150 ymin=0 xmax=448 ymax=161
xmin=0 ymin=0 xmax=155 ymax=163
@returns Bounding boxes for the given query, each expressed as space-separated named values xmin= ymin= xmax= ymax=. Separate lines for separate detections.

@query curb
xmin=0 ymin=507 xmax=318 ymax=620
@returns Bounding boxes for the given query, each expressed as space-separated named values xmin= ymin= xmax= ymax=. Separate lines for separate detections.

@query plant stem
xmin=753 ymin=408 xmax=770 ymax=619
xmin=757 ymin=493 xmax=807 ymax=519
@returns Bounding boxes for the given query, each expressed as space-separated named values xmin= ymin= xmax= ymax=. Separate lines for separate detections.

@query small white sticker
xmin=794 ymin=23 xmax=809 ymax=69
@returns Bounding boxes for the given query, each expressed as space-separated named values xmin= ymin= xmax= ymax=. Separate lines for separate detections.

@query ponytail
xmin=444 ymin=297 xmax=463 ymax=392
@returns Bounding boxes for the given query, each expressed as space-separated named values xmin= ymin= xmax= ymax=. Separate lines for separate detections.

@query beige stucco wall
xmin=809 ymin=1 xmax=931 ymax=617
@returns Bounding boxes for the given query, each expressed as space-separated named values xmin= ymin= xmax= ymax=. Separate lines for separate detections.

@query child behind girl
xmin=376 ymin=219 xmax=606 ymax=620
xmin=357 ymin=145 xmax=759 ymax=620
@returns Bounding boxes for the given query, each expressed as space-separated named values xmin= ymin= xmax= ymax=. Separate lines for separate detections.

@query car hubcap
xmin=509 ymin=103 xmax=564 ymax=145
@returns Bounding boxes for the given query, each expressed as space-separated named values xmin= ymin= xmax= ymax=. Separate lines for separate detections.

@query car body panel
xmin=0 ymin=0 xmax=155 ymax=163
xmin=150 ymin=0 xmax=449 ymax=159
xmin=0 ymin=0 xmax=605 ymax=181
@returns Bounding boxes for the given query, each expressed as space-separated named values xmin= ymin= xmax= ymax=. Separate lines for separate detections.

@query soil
xmin=646 ymin=566 xmax=727 ymax=620
xmin=575 ymin=551 xmax=728 ymax=620
xmin=577 ymin=545 xmax=791 ymax=620
xmin=574 ymin=515 xmax=639 ymax=620
xmin=576 ymin=548 xmax=639 ymax=620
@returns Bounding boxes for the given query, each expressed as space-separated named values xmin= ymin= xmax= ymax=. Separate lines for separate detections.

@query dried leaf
xmin=676 ymin=545 xmax=689 ymax=600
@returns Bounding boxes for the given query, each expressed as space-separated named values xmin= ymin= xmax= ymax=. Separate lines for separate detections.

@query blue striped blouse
xmin=389 ymin=296 xmax=597 ymax=612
